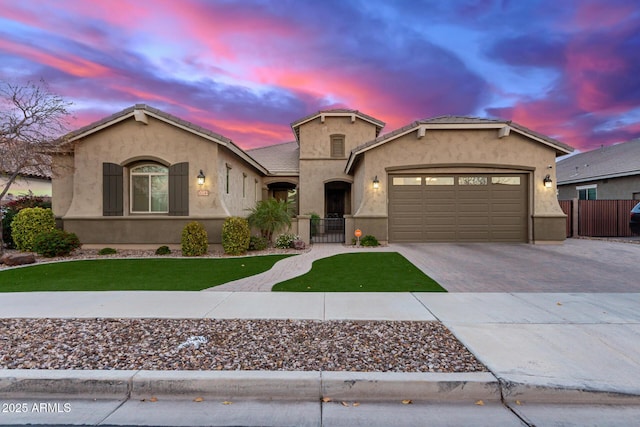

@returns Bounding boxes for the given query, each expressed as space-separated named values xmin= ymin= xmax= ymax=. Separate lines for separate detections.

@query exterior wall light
xmin=197 ymin=170 xmax=206 ymax=185
xmin=543 ymin=174 xmax=553 ymax=188
xmin=373 ymin=176 xmax=380 ymax=189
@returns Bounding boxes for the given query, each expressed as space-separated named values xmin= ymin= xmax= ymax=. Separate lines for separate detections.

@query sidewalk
xmin=2 ymin=241 xmax=640 ymax=425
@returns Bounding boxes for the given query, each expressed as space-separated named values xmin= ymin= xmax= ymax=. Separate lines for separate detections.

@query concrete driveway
xmin=394 ymin=239 xmax=640 ymax=292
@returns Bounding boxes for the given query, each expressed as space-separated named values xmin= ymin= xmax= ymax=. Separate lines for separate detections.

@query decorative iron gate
xmin=310 ymin=218 xmax=345 ymax=243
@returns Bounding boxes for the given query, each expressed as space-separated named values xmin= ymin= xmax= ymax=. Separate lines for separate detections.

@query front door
xmin=325 ymin=189 xmax=345 ymax=218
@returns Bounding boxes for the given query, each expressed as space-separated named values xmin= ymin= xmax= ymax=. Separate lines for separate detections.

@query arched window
xmin=130 ymin=164 xmax=168 ymax=213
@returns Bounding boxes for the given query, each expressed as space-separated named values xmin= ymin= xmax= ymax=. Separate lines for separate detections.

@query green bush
xmin=2 ymin=195 xmax=51 ymax=249
xmin=33 ymin=229 xmax=81 ymax=257
xmin=248 ymin=235 xmax=269 ymax=251
xmin=10 ymin=207 xmax=55 ymax=252
xmin=309 ymin=212 xmax=321 ymax=237
xmin=98 ymin=247 xmax=117 ymax=255
xmin=222 ymin=217 xmax=251 ymax=255
xmin=361 ymin=235 xmax=380 ymax=247
xmin=275 ymin=233 xmax=298 ymax=249
xmin=155 ymin=245 xmax=171 ymax=255
xmin=352 ymin=235 xmax=380 ymax=246
xmin=181 ymin=221 xmax=208 ymax=256
xmin=247 ymin=198 xmax=293 ymax=240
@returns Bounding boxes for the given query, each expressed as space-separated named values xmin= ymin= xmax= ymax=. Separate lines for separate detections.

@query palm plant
xmin=247 ymin=198 xmax=293 ymax=241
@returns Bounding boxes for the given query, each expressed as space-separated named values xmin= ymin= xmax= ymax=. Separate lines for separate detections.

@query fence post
xmin=572 ymin=198 xmax=579 ymax=237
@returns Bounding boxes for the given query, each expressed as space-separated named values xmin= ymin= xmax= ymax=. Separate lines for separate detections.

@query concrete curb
xmin=131 ymin=371 xmax=320 ymax=400
xmin=321 ymin=372 xmax=501 ymax=402
xmin=0 ymin=370 xmax=499 ymax=402
xmin=501 ymin=380 xmax=640 ymax=405
xmin=0 ymin=370 xmax=134 ymax=399
xmin=3 ymin=370 xmax=640 ymax=405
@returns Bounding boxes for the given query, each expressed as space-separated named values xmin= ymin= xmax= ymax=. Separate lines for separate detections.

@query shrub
xmin=308 ymin=212 xmax=321 ymax=237
xmin=155 ymin=245 xmax=171 ymax=255
xmin=1 ymin=195 xmax=51 ymax=249
xmin=181 ymin=221 xmax=208 ymax=256
xmin=98 ymin=247 xmax=117 ymax=255
xmin=275 ymin=233 xmax=298 ymax=249
xmin=248 ymin=235 xmax=269 ymax=251
xmin=222 ymin=217 xmax=250 ymax=255
xmin=33 ymin=229 xmax=81 ymax=257
xmin=10 ymin=207 xmax=56 ymax=252
xmin=361 ymin=235 xmax=380 ymax=247
xmin=352 ymin=234 xmax=380 ymax=246
xmin=247 ymin=198 xmax=293 ymax=240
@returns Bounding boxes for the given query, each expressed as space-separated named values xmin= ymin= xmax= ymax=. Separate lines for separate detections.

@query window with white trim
xmin=577 ymin=184 xmax=597 ymax=200
xmin=130 ymin=164 xmax=168 ymax=213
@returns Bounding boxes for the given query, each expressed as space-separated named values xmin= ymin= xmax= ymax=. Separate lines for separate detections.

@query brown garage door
xmin=389 ymin=174 xmax=528 ymax=242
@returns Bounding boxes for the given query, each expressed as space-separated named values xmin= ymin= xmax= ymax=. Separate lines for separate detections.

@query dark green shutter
xmin=169 ymin=162 xmax=189 ymax=216
xmin=103 ymin=163 xmax=123 ymax=216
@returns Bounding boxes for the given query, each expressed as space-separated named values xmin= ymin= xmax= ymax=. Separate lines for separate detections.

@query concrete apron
xmin=2 ymin=369 xmax=639 ymax=406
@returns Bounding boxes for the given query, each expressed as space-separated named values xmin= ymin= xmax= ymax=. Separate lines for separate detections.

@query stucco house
xmin=557 ymin=138 xmax=640 ymax=200
xmin=52 ymin=104 xmax=573 ymax=246
xmin=1 ymin=168 xmax=51 ymax=203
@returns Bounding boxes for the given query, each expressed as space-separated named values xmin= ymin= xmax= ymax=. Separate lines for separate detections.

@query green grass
xmin=0 ymin=255 xmax=293 ymax=292
xmin=272 ymin=252 xmax=446 ymax=292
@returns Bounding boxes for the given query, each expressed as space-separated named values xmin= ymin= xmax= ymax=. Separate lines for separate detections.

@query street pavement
xmin=1 ymin=239 xmax=640 ymax=425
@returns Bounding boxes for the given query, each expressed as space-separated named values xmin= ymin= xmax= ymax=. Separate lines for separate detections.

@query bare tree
xmin=0 ymin=79 xmax=72 ymax=252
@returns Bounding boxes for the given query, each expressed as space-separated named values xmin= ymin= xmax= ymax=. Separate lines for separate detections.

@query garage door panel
xmin=426 ymin=216 xmax=456 ymax=226
xmin=425 ymin=203 xmax=456 ymax=213
xmin=491 ymin=216 xmax=524 ymax=226
xmin=389 ymin=173 xmax=527 ymax=243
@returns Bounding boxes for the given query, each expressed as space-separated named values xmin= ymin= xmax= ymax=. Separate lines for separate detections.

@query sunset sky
xmin=1 ymin=0 xmax=638 ymax=151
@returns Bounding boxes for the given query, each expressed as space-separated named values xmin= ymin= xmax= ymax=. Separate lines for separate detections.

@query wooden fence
xmin=559 ymin=199 xmax=637 ymax=238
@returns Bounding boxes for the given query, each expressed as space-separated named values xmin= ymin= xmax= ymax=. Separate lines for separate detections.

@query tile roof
xmin=345 ymin=115 xmax=574 ymax=173
xmin=556 ymin=138 xmax=640 ymax=184
xmin=247 ymin=141 xmax=299 ymax=174
xmin=67 ymin=104 xmax=233 ymax=144
xmin=64 ymin=104 xmax=268 ymax=175
xmin=290 ymin=109 xmax=385 ymax=143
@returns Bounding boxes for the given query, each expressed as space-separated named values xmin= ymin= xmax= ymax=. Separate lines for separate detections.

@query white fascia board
xmin=141 ymin=110 xmax=268 ymax=174
xmin=299 ymin=112 xmax=382 ymax=129
xmin=509 ymin=128 xmax=572 ymax=155
xmin=68 ymin=112 xmax=135 ymax=142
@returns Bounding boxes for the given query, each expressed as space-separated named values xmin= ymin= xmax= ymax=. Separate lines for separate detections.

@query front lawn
xmin=0 ymin=255 xmax=292 ymax=292
xmin=272 ymin=252 xmax=446 ymax=292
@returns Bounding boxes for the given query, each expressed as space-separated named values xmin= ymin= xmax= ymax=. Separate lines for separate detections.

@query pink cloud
xmin=0 ymin=39 xmax=111 ymax=78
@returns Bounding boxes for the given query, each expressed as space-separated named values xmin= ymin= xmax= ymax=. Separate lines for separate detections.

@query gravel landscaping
xmin=0 ymin=318 xmax=487 ymax=373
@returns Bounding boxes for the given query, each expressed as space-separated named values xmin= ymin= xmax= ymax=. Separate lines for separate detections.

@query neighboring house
xmin=52 ymin=105 xmax=573 ymax=245
xmin=0 ymin=167 xmax=52 ymax=203
xmin=557 ymin=139 xmax=640 ymax=200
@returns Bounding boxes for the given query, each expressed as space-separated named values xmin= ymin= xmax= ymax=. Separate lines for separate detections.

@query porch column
xmin=344 ymin=215 xmax=354 ymax=245
xmin=297 ymin=214 xmax=311 ymax=245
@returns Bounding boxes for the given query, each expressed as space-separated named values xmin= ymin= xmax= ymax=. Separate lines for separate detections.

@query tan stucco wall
xmin=53 ymin=114 xmax=271 ymax=246
xmin=298 ymin=116 xmax=378 ymax=159
xmin=351 ymin=128 xmax=565 ymax=242
xmin=298 ymin=116 xmax=377 ymax=215
xmin=62 ymin=217 xmax=225 ymax=244
xmin=61 ymin=116 xmax=231 ymax=218
xmin=218 ymin=146 xmax=264 ymax=216
xmin=52 ymin=154 xmax=74 ymax=216
xmin=299 ymin=159 xmax=353 ymax=216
